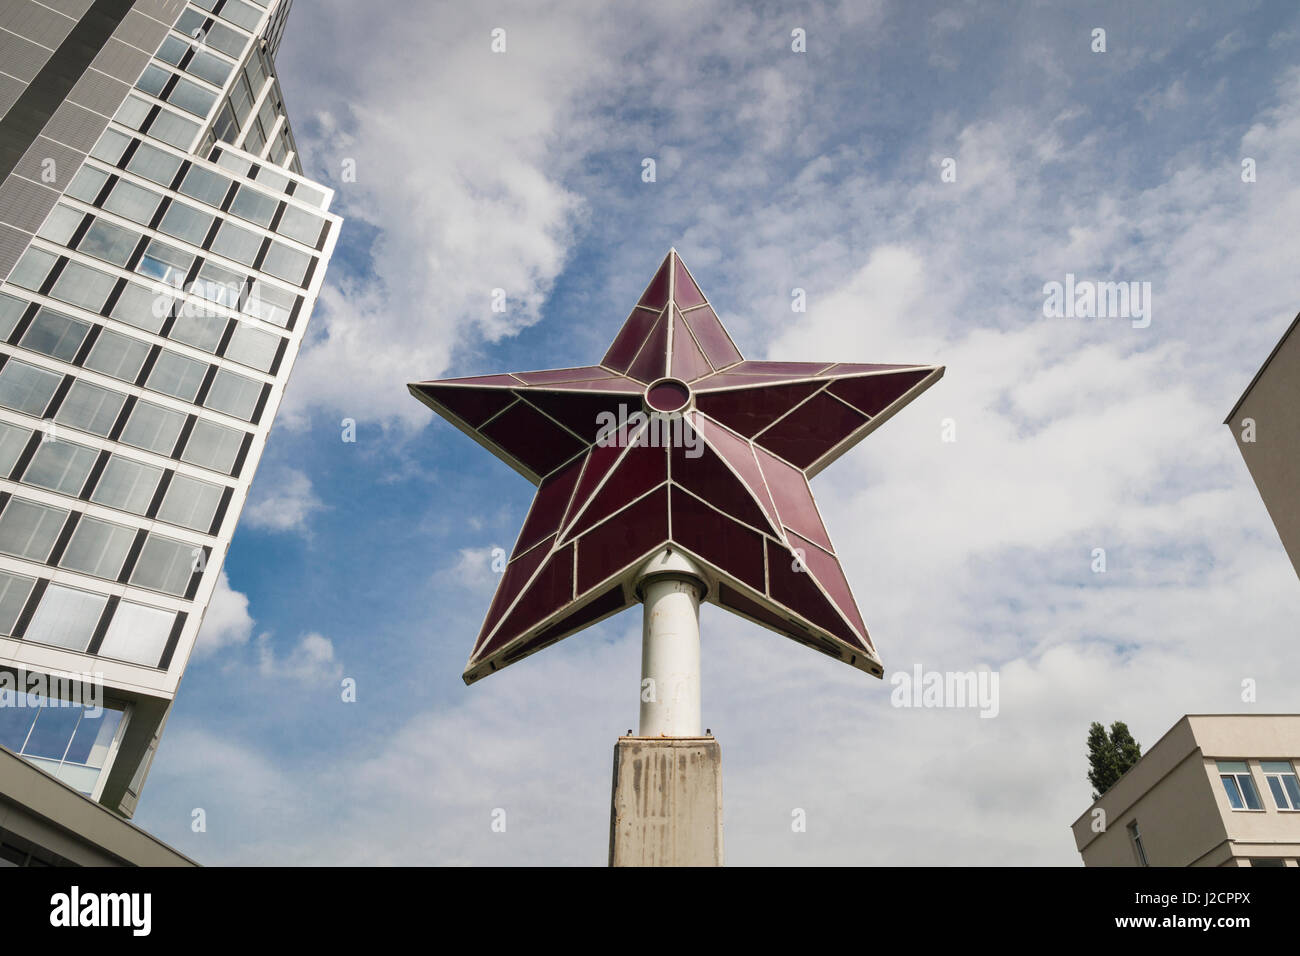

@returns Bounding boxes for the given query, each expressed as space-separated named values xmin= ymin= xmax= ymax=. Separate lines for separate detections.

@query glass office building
xmin=0 ymin=0 xmax=339 ymax=816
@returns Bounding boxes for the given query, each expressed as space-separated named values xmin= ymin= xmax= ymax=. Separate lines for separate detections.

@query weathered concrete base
xmin=608 ymin=736 xmax=723 ymax=866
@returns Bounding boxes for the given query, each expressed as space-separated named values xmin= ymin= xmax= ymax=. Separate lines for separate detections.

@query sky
xmin=130 ymin=0 xmax=1300 ymax=865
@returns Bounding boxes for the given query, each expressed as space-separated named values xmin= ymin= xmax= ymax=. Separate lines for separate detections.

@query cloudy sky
xmin=131 ymin=0 xmax=1300 ymax=865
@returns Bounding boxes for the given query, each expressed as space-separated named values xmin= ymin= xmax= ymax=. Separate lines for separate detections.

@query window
xmin=7 ymin=247 xmax=58 ymax=291
xmin=147 ymin=108 xmax=199 ymax=149
xmin=0 ymin=497 xmax=69 ymax=560
xmin=186 ymin=50 xmax=232 ymax=87
xmin=109 ymin=282 xmax=170 ymax=334
xmin=19 ymin=308 xmax=90 ymax=361
xmin=90 ymin=456 xmax=162 ymax=515
xmin=178 ymin=165 xmax=231 ymax=208
xmin=1251 ymin=858 xmax=1287 ymax=867
xmin=23 ymin=584 xmax=106 ymax=650
xmin=78 ymin=218 xmax=140 ymax=267
xmin=1263 ymin=761 xmax=1300 ymax=811
xmin=135 ymin=63 xmax=170 ymax=97
xmin=0 ymin=293 xmax=28 ymax=338
xmin=242 ymin=279 xmax=295 ymax=327
xmin=157 ymin=473 xmax=222 ymax=531
xmin=210 ymin=220 xmax=262 ymax=265
xmin=0 ymin=570 xmax=35 ymax=634
xmin=230 ymin=186 xmax=277 ymax=227
xmin=50 ymin=261 xmax=116 ymax=312
xmin=193 ymin=261 xmax=244 ymax=309
xmin=0 ymin=421 xmax=32 ymax=475
xmin=199 ymin=19 xmax=246 ymax=58
xmin=60 ymin=516 xmax=135 ymax=579
xmin=136 ymin=239 xmax=193 ymax=286
xmin=204 ymin=367 xmax=261 ymax=420
xmin=1126 ymin=821 xmax=1148 ymax=867
xmin=98 ymin=601 xmax=175 ymax=667
xmin=0 ymin=691 xmax=125 ymax=796
xmin=119 ymin=401 xmax=186 ymax=455
xmin=84 ymin=329 xmax=151 ymax=381
xmin=167 ymin=76 xmax=218 ymax=118
xmin=65 ymin=164 xmax=109 ymax=203
xmin=0 ymin=360 xmax=62 ymax=415
xmin=130 ymin=534 xmax=196 ymax=595
xmin=54 ymin=380 xmax=125 ymax=437
xmin=125 ymin=142 xmax=183 ymax=186
xmin=181 ymin=418 xmax=243 ymax=473
xmin=169 ymin=311 xmax=226 ymax=352
xmin=156 ymin=33 xmax=187 ymax=66
xmin=277 ymin=204 xmax=324 ymax=246
xmin=89 ymin=127 xmax=132 ymax=165
xmin=22 ymin=439 xmax=98 ymax=495
xmin=224 ymin=323 xmax=279 ymax=371
xmin=113 ymin=94 xmax=152 ymax=130
xmin=36 ymin=205 xmax=84 ymax=245
xmin=101 ymin=179 xmax=160 ymax=225
xmin=147 ymin=350 xmax=207 ymax=401
xmin=1218 ymin=761 xmax=1263 ymax=811
xmin=158 ymin=201 xmax=214 ymax=246
xmin=218 ymin=0 xmax=263 ymax=31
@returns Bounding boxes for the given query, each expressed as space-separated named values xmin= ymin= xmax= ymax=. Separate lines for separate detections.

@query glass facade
xmin=0 ymin=0 xmax=338 ymax=814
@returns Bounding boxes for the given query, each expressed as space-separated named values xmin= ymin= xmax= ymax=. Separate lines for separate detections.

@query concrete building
xmin=1226 ymin=311 xmax=1300 ymax=579
xmin=1072 ymin=715 xmax=1300 ymax=867
xmin=0 ymin=0 xmax=340 ymax=822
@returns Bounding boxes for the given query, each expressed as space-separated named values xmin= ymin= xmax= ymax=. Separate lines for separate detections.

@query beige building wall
xmin=1073 ymin=715 xmax=1300 ymax=867
xmin=1227 ymin=313 xmax=1300 ymax=579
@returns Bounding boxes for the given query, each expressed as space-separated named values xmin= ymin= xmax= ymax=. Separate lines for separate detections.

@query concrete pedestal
xmin=608 ymin=736 xmax=723 ymax=866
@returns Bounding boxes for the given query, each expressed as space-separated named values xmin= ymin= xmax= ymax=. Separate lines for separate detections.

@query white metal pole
xmin=637 ymin=551 xmax=705 ymax=737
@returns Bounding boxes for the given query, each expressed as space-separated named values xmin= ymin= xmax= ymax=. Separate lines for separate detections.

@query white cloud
xmin=191 ymin=571 xmax=254 ymax=659
xmin=257 ymin=632 xmax=344 ymax=684
xmin=241 ymin=467 xmax=324 ymax=534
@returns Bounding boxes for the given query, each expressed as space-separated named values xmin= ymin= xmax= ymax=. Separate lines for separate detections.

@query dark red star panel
xmin=409 ymin=250 xmax=943 ymax=684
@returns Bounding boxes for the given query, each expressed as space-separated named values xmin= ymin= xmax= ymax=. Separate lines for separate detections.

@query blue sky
xmin=131 ymin=0 xmax=1300 ymax=864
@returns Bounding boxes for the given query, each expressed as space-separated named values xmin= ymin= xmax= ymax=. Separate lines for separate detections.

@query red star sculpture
xmin=410 ymin=250 xmax=943 ymax=685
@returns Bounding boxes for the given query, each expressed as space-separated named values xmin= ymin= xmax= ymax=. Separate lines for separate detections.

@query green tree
xmin=1087 ymin=720 xmax=1143 ymax=799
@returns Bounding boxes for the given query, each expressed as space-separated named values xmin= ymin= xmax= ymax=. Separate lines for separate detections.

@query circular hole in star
xmin=645 ymin=378 xmax=691 ymax=413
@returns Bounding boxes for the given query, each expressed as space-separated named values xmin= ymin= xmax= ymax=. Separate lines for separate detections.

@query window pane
xmin=120 ymin=401 xmax=186 ymax=455
xmin=210 ymin=220 xmax=262 ymax=265
xmin=230 ymin=186 xmax=277 ymax=227
xmin=156 ymin=33 xmax=187 ymax=66
xmin=1220 ymin=776 xmax=1244 ymax=810
xmin=156 ymin=472 xmax=222 ymax=531
xmin=1242 ymin=776 xmax=1263 ymax=810
xmin=90 ymin=128 xmax=132 ymax=164
xmin=84 ymin=328 xmax=150 ymax=381
xmin=242 ymin=279 xmax=294 ymax=326
xmin=0 ymin=360 xmax=62 ymax=415
xmin=37 ymin=205 xmax=84 ymax=244
xmin=66 ymin=165 xmax=109 ymax=203
xmin=203 ymin=20 xmax=246 ymax=58
xmin=0 ymin=292 xmax=28 ymax=338
xmin=50 ymin=261 xmax=116 ymax=311
xmin=135 ymin=63 xmax=169 ymax=97
xmin=0 ymin=570 xmax=36 ymax=634
xmin=113 ymin=94 xmax=151 ymax=130
xmin=0 ymin=421 xmax=32 ymax=475
xmin=204 ymin=367 xmax=261 ymax=420
xmin=101 ymin=179 xmax=160 ymax=225
xmin=181 ymin=418 xmax=243 ymax=473
xmin=158 ymin=201 xmax=213 ymax=246
xmin=186 ymin=50 xmax=232 ymax=87
xmin=78 ymin=218 xmax=140 ymax=267
xmin=147 ymin=350 xmax=207 ymax=401
xmin=24 ymin=584 xmax=106 ymax=650
xmin=54 ymin=380 xmax=125 ymax=436
xmin=125 ymin=142 xmax=183 ymax=186
xmin=109 ymin=282 xmax=170 ymax=333
xmin=167 ymin=76 xmax=218 ymax=118
xmin=219 ymin=0 xmax=262 ymax=30
xmin=130 ymin=534 xmax=195 ymax=595
xmin=136 ymin=239 xmax=193 ymax=287
xmin=169 ymin=311 xmax=226 ymax=352
xmin=224 ymin=323 xmax=279 ymax=371
xmin=22 ymin=440 xmax=98 ymax=495
xmin=178 ymin=165 xmax=231 ymax=207
xmin=20 ymin=308 xmax=90 ymax=361
xmin=89 ymin=455 xmax=162 ymax=514
xmin=0 ymin=497 xmax=69 ymax=560
xmin=98 ymin=601 xmax=174 ymax=666
xmin=60 ymin=516 xmax=135 ymax=579
xmin=276 ymin=204 xmax=323 ymax=246
xmin=8 ymin=247 xmax=58 ymax=291
xmin=193 ymin=262 xmax=245 ymax=308
xmin=147 ymin=108 xmax=200 ymax=149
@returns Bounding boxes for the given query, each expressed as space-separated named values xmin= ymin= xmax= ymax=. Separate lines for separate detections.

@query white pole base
xmin=636 ymin=549 xmax=705 ymax=737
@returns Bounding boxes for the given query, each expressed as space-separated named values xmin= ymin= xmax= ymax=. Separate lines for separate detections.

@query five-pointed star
xmin=409 ymin=250 xmax=943 ymax=685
